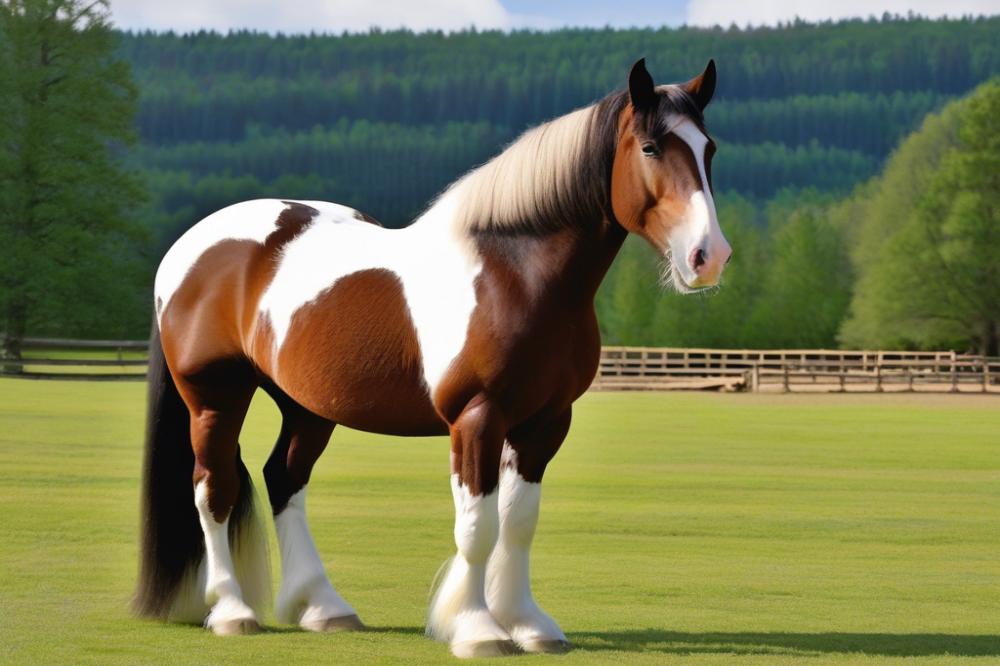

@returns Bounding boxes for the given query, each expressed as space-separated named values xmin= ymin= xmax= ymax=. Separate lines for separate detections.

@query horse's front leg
xmin=427 ymin=398 xmax=518 ymax=658
xmin=487 ymin=409 xmax=572 ymax=653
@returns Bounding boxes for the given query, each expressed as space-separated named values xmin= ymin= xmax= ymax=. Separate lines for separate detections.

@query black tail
xmin=133 ymin=320 xmax=259 ymax=619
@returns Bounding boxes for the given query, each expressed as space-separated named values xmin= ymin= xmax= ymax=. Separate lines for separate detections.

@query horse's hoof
xmin=451 ymin=639 xmax=521 ymax=658
xmin=302 ymin=614 xmax=366 ymax=633
xmin=521 ymin=638 xmax=572 ymax=654
xmin=212 ymin=618 xmax=261 ymax=636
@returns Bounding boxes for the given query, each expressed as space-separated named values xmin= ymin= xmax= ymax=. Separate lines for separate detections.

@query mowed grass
xmin=0 ymin=380 xmax=998 ymax=665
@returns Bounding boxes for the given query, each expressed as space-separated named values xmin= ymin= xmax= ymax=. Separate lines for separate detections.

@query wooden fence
xmin=593 ymin=346 xmax=999 ymax=393
xmin=1 ymin=337 xmax=149 ymax=381
xmin=2 ymin=339 xmax=998 ymax=393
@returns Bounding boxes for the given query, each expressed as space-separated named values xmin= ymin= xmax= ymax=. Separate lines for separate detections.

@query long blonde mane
xmin=449 ymin=104 xmax=609 ymax=233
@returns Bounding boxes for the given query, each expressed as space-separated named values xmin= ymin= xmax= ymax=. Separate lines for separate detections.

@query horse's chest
xmin=438 ymin=298 xmax=601 ymax=425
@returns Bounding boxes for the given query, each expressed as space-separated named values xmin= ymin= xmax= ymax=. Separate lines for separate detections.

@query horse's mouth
xmin=668 ymin=262 xmax=714 ymax=294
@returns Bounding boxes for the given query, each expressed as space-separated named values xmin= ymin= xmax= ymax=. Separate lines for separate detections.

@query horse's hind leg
xmin=175 ymin=366 xmax=265 ymax=635
xmin=487 ymin=409 xmax=572 ymax=653
xmin=263 ymin=392 xmax=363 ymax=632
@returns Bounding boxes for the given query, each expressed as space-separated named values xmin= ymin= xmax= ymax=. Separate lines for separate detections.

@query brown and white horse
xmin=134 ymin=59 xmax=731 ymax=658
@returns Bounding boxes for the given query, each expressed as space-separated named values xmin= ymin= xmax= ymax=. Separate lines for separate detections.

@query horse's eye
xmin=641 ymin=142 xmax=659 ymax=157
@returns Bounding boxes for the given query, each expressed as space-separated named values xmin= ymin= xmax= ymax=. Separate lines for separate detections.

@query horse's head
xmin=611 ymin=58 xmax=731 ymax=292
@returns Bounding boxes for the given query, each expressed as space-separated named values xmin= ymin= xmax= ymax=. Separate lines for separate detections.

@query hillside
xmin=119 ymin=16 xmax=1000 ymax=254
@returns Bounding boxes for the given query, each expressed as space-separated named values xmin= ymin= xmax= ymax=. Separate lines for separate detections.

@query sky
xmin=110 ymin=0 xmax=999 ymax=34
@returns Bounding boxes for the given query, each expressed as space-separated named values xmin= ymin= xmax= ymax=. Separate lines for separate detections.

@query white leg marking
xmin=487 ymin=446 xmax=567 ymax=652
xmin=193 ymin=481 xmax=258 ymax=632
xmin=167 ymin=495 xmax=270 ymax=624
xmin=428 ymin=475 xmax=513 ymax=657
xmin=274 ymin=487 xmax=358 ymax=630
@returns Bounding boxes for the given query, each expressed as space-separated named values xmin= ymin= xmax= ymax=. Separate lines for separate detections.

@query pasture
xmin=0 ymin=379 xmax=997 ymax=664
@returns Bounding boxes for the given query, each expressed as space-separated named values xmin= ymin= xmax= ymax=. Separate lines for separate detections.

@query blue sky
xmin=110 ymin=0 xmax=998 ymax=34
xmin=502 ymin=0 xmax=688 ymax=30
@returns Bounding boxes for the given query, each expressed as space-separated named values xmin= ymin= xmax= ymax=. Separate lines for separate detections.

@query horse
xmin=133 ymin=58 xmax=731 ymax=658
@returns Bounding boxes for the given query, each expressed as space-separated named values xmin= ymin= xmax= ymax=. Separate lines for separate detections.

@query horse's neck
xmin=472 ymin=220 xmax=627 ymax=307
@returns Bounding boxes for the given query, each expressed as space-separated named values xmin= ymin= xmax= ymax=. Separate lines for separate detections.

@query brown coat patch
xmin=273 ymin=268 xmax=446 ymax=436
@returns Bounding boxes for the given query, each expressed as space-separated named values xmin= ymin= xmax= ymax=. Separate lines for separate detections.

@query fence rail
xmin=2 ymin=339 xmax=998 ymax=393
xmin=593 ymin=346 xmax=999 ymax=393
xmin=1 ymin=337 xmax=150 ymax=381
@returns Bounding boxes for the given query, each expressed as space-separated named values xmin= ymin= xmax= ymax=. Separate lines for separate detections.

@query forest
xmin=3 ymin=13 xmax=998 ymax=352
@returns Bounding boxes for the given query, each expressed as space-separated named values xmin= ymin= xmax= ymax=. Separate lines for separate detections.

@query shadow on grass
xmin=360 ymin=625 xmax=425 ymax=636
xmin=255 ymin=624 xmax=424 ymax=636
xmin=568 ymin=630 xmax=1000 ymax=657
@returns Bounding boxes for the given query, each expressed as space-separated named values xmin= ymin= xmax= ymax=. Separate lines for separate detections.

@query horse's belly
xmin=263 ymin=267 xmax=448 ymax=436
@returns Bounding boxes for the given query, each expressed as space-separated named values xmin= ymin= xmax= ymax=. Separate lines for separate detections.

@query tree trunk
xmin=982 ymin=319 xmax=998 ymax=358
xmin=2 ymin=302 xmax=26 ymax=375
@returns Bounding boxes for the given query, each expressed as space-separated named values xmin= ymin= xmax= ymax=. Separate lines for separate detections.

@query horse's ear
xmin=681 ymin=59 xmax=716 ymax=110
xmin=628 ymin=58 xmax=658 ymax=113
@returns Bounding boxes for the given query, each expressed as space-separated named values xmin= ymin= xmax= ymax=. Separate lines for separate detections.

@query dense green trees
xmin=0 ymin=0 xmax=145 ymax=356
xmin=4 ymin=16 xmax=997 ymax=351
xmin=119 ymin=16 xmax=998 ymax=239
xmin=839 ymin=80 xmax=999 ymax=354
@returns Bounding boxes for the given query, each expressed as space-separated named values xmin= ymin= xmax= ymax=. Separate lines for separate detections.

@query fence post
xmin=875 ymin=362 xmax=883 ymax=392
xmin=752 ymin=364 xmax=760 ymax=393
xmin=982 ymin=357 xmax=988 ymax=394
xmin=950 ymin=357 xmax=959 ymax=393
xmin=2 ymin=333 xmax=24 ymax=375
xmin=782 ymin=364 xmax=789 ymax=393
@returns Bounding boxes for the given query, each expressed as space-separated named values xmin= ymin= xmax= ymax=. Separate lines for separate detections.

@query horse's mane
xmin=446 ymin=85 xmax=702 ymax=235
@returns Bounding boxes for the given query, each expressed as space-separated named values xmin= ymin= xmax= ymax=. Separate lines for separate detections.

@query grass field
xmin=0 ymin=379 xmax=997 ymax=664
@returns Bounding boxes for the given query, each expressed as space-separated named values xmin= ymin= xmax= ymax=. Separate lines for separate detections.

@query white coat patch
xmin=258 ymin=189 xmax=482 ymax=397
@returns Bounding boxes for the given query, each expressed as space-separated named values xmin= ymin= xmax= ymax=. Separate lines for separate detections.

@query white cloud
xmin=686 ymin=0 xmax=997 ymax=27
xmin=111 ymin=0 xmax=512 ymax=34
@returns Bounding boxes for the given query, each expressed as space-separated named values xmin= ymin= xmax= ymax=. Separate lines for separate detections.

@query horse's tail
xmin=134 ymin=318 xmax=270 ymax=621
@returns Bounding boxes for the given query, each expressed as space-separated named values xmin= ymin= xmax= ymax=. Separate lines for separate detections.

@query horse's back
xmin=153 ymin=199 xmax=375 ymax=377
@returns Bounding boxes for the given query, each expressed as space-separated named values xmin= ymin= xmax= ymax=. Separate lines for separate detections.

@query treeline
xmin=135 ymin=123 xmax=881 ymax=255
xmin=119 ymin=16 xmax=1000 ymax=262
xmin=9 ymin=16 xmax=999 ymax=347
xmin=134 ymin=77 xmax=950 ymax=158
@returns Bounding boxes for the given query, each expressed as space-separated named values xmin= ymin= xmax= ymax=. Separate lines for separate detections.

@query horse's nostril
xmin=692 ymin=248 xmax=706 ymax=271
xmin=725 ymin=250 xmax=733 ymax=265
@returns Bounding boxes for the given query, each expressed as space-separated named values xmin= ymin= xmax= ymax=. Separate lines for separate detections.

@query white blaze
xmin=666 ymin=116 xmax=730 ymax=288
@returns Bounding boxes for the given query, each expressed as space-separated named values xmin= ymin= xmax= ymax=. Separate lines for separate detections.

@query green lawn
xmin=0 ymin=380 xmax=997 ymax=664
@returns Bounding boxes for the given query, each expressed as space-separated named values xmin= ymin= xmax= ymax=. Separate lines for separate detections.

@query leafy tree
xmin=917 ymin=82 xmax=1000 ymax=354
xmin=746 ymin=194 xmax=852 ymax=348
xmin=597 ymin=236 xmax=660 ymax=345
xmin=0 ymin=0 xmax=145 ymax=361
xmin=839 ymin=80 xmax=999 ymax=354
